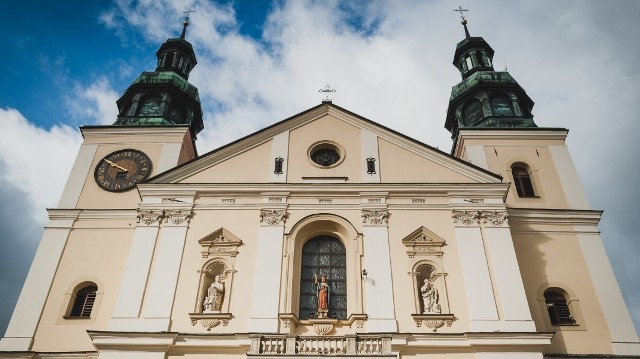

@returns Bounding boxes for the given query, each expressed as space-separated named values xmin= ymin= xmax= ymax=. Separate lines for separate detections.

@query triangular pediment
xmin=401 ymin=226 xmax=446 ymax=258
xmin=147 ymin=103 xmax=501 ymax=184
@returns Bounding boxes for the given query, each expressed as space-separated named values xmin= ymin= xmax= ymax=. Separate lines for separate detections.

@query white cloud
xmin=65 ymin=78 xmax=120 ymax=125
xmin=0 ymin=108 xmax=82 ymax=223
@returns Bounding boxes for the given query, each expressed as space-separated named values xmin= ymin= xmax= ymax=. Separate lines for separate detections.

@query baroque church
xmin=1 ymin=14 xmax=639 ymax=359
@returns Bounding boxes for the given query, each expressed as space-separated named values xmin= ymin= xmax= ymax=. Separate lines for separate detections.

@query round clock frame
xmin=94 ymin=149 xmax=152 ymax=192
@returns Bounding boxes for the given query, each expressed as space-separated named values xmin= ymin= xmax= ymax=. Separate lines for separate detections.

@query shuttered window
xmin=545 ymin=291 xmax=575 ymax=325
xmin=513 ymin=166 xmax=535 ymax=197
xmin=70 ymin=285 xmax=97 ymax=318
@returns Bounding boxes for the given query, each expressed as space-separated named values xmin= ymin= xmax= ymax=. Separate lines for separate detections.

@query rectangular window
xmin=274 ymin=157 xmax=284 ymax=175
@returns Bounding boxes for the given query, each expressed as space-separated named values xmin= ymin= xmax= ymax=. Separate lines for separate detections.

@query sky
xmin=0 ymin=0 xmax=639 ymax=336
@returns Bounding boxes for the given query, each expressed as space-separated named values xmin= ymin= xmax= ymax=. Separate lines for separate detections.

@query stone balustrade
xmin=249 ymin=334 xmax=392 ymax=356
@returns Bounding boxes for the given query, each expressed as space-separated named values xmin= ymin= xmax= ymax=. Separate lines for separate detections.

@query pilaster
xmin=361 ymin=196 xmax=397 ymax=332
xmin=249 ymin=195 xmax=289 ymax=332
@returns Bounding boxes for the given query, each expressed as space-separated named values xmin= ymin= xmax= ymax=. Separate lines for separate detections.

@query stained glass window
xmin=299 ymin=236 xmax=347 ymax=320
xmin=311 ymin=148 xmax=340 ymax=167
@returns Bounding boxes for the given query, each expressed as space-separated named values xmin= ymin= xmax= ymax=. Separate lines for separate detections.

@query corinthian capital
xmin=481 ymin=210 xmax=509 ymax=226
xmin=362 ymin=209 xmax=389 ymax=226
xmin=451 ymin=210 xmax=481 ymax=226
xmin=136 ymin=209 xmax=164 ymax=225
xmin=164 ymin=208 xmax=194 ymax=225
xmin=260 ymin=209 xmax=288 ymax=225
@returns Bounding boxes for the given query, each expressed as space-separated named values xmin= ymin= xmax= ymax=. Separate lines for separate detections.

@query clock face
xmin=94 ymin=149 xmax=152 ymax=192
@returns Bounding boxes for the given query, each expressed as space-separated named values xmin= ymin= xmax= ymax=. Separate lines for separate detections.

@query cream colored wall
xmin=379 ymin=139 xmax=477 ymax=183
xmin=387 ymin=208 xmax=471 ymax=332
xmin=169 ymin=205 xmax=262 ymax=333
xmin=181 ymin=141 xmax=271 ymax=183
xmin=31 ymin=221 xmax=135 ymax=352
xmin=511 ymin=225 xmax=613 ymax=354
xmin=287 ymin=115 xmax=362 ymax=182
xmin=458 ymin=136 xmax=571 ymax=209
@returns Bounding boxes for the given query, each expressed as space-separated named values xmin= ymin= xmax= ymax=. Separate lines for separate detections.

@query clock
xmin=94 ymin=149 xmax=152 ymax=192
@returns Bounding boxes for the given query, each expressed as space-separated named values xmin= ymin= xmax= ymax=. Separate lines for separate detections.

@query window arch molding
xmin=283 ymin=214 xmax=364 ymax=324
xmin=57 ymin=277 xmax=104 ymax=325
xmin=536 ymin=283 xmax=585 ymax=331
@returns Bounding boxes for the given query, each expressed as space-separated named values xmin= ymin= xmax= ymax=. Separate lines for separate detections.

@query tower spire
xmin=180 ymin=9 xmax=195 ymax=39
xmin=453 ymin=6 xmax=470 ymax=39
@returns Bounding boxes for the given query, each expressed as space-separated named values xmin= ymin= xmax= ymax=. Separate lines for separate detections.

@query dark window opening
xmin=512 ymin=166 xmax=535 ymax=197
xmin=70 ymin=285 xmax=97 ymax=318
xmin=299 ymin=236 xmax=347 ymax=320
xmin=491 ymin=94 xmax=514 ymax=116
xmin=545 ymin=291 xmax=576 ymax=325
xmin=463 ymin=100 xmax=483 ymax=126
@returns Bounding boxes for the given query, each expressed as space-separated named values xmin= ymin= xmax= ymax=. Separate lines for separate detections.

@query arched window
xmin=475 ymin=52 xmax=484 ymax=67
xmin=137 ymin=95 xmax=162 ymax=116
xmin=490 ymin=94 xmax=514 ymax=116
xmin=299 ymin=236 xmax=347 ymax=320
xmin=544 ymin=290 xmax=575 ymax=325
xmin=167 ymin=100 xmax=187 ymax=123
xmin=512 ymin=165 xmax=535 ymax=197
xmin=463 ymin=99 xmax=483 ymax=126
xmin=69 ymin=285 xmax=97 ymax=318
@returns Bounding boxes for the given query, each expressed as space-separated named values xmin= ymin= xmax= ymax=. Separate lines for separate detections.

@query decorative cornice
xmin=362 ymin=209 xmax=389 ymax=226
xmin=451 ymin=210 xmax=508 ymax=227
xmin=198 ymin=228 xmax=243 ymax=258
xmin=402 ymin=226 xmax=446 ymax=258
xmin=260 ymin=209 xmax=289 ymax=226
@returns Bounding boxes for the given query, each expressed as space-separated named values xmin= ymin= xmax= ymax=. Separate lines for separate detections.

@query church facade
xmin=1 ymin=18 xmax=639 ymax=359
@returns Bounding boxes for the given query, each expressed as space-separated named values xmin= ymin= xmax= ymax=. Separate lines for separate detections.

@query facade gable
xmin=149 ymin=104 xmax=501 ymax=185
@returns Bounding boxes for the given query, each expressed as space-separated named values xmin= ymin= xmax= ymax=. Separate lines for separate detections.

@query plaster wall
xmin=510 ymin=225 xmax=613 ymax=354
xmin=31 ymin=224 xmax=134 ymax=352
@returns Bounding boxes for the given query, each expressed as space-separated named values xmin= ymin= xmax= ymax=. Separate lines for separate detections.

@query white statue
xmin=420 ymin=279 xmax=441 ymax=314
xmin=203 ymin=275 xmax=225 ymax=313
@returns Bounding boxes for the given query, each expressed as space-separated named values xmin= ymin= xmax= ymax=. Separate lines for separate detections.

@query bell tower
xmin=445 ymin=12 xmax=536 ymax=142
xmin=113 ymin=16 xmax=204 ymax=142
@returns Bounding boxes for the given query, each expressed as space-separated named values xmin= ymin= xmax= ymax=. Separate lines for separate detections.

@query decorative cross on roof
xmin=183 ymin=8 xmax=195 ymax=21
xmin=319 ymin=84 xmax=337 ymax=103
xmin=180 ymin=9 xmax=195 ymax=39
xmin=453 ymin=6 xmax=469 ymax=22
xmin=453 ymin=6 xmax=471 ymax=38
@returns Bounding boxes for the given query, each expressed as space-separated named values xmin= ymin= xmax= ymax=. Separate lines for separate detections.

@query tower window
xmin=512 ymin=165 xmax=535 ymax=197
xmin=137 ymin=95 xmax=162 ymax=116
xmin=299 ymin=236 xmax=347 ymax=320
xmin=490 ymin=94 xmax=514 ymax=116
xmin=69 ymin=285 xmax=97 ymax=318
xmin=544 ymin=290 xmax=576 ymax=325
xmin=167 ymin=100 xmax=187 ymax=123
xmin=465 ymin=56 xmax=473 ymax=70
xmin=462 ymin=99 xmax=483 ymax=125
xmin=475 ymin=52 xmax=484 ymax=67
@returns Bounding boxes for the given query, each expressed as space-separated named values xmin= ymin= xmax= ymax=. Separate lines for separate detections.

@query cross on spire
xmin=180 ymin=9 xmax=195 ymax=39
xmin=319 ymin=84 xmax=336 ymax=103
xmin=453 ymin=6 xmax=471 ymax=39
